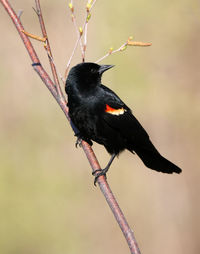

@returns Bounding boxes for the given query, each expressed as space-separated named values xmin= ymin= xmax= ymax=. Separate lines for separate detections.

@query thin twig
xmin=21 ymin=29 xmax=47 ymax=42
xmin=64 ymin=34 xmax=82 ymax=80
xmin=64 ymin=0 xmax=97 ymax=78
xmin=96 ymin=37 xmax=152 ymax=63
xmin=82 ymin=0 xmax=97 ymax=62
xmin=0 ymin=1 xmax=141 ymax=253
xmin=68 ymin=0 xmax=84 ymax=56
xmin=34 ymin=0 xmax=65 ymax=98
xmin=95 ymin=42 xmax=127 ymax=63
xmin=64 ymin=0 xmax=85 ymax=79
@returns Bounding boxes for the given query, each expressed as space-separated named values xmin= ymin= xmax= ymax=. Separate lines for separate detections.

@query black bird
xmin=65 ymin=62 xmax=181 ymax=184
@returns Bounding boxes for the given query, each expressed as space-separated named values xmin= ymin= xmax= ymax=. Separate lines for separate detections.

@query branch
xmin=0 ymin=1 xmax=141 ymax=253
xmin=34 ymin=0 xmax=65 ymax=95
xmin=96 ymin=36 xmax=152 ymax=63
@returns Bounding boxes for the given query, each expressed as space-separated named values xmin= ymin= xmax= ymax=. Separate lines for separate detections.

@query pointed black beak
xmin=99 ymin=65 xmax=114 ymax=75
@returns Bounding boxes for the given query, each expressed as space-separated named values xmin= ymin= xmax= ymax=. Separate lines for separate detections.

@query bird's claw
xmin=75 ymin=137 xmax=82 ymax=148
xmin=92 ymin=169 xmax=107 ymax=186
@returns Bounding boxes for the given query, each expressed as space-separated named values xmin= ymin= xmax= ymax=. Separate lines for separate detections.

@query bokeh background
xmin=0 ymin=0 xmax=199 ymax=253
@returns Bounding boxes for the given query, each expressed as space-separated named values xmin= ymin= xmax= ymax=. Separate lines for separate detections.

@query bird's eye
xmin=90 ymin=68 xmax=96 ymax=74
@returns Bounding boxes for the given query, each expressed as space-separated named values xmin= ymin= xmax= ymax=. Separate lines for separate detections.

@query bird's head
xmin=66 ymin=62 xmax=114 ymax=90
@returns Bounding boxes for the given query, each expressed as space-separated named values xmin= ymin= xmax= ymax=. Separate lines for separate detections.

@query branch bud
xmin=86 ymin=13 xmax=91 ymax=22
xmin=79 ymin=27 xmax=83 ymax=36
xmin=128 ymin=36 xmax=133 ymax=41
xmin=86 ymin=3 xmax=92 ymax=12
xmin=109 ymin=47 xmax=113 ymax=54
xmin=68 ymin=3 xmax=74 ymax=12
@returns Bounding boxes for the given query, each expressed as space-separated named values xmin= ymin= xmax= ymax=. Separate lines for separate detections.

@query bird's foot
xmin=74 ymin=132 xmax=93 ymax=147
xmin=92 ymin=168 xmax=108 ymax=186
xmin=92 ymin=154 xmax=116 ymax=186
xmin=75 ymin=136 xmax=82 ymax=148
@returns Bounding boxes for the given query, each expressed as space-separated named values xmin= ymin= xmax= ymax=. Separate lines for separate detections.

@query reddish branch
xmin=0 ymin=1 xmax=141 ymax=253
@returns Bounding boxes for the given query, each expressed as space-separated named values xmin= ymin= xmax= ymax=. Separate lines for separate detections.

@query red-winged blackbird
xmin=65 ymin=62 xmax=182 ymax=184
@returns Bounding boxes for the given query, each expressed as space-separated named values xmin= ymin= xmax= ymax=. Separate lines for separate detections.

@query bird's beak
xmin=99 ymin=65 xmax=114 ymax=74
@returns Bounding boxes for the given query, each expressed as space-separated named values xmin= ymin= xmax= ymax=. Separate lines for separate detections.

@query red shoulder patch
xmin=105 ymin=104 xmax=126 ymax=115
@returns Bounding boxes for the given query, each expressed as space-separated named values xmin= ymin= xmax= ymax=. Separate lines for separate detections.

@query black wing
xmin=100 ymin=85 xmax=182 ymax=174
xmin=100 ymin=84 xmax=149 ymax=144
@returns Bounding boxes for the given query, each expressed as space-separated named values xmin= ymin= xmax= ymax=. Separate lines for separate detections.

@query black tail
xmin=134 ymin=142 xmax=182 ymax=174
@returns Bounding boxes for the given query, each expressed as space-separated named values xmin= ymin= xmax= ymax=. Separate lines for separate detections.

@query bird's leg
xmin=92 ymin=154 xmax=116 ymax=186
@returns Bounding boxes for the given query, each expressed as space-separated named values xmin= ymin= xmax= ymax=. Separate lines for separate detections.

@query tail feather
xmin=134 ymin=145 xmax=182 ymax=174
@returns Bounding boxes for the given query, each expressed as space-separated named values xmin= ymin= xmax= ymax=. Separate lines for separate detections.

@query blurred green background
xmin=0 ymin=0 xmax=199 ymax=253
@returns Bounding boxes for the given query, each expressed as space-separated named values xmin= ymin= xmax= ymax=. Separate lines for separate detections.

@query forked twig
xmin=0 ymin=1 xmax=141 ymax=254
xmin=64 ymin=0 xmax=97 ymax=79
xmin=64 ymin=1 xmax=85 ymax=79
